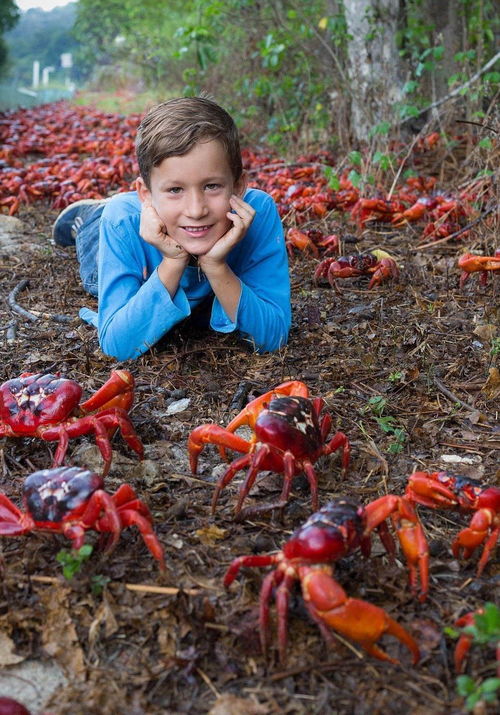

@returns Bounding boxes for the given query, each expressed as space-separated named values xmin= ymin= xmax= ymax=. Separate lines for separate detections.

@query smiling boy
xmin=52 ymin=97 xmax=291 ymax=361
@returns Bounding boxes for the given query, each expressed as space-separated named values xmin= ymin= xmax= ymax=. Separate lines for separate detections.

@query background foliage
xmin=3 ymin=0 xmax=499 ymax=148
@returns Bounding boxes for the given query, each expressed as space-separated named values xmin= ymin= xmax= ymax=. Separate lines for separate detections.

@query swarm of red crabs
xmin=0 ymin=369 xmax=144 ymax=475
xmin=188 ymin=380 xmax=350 ymax=519
xmin=1 ymin=103 xmax=489 ymax=252
xmin=0 ymin=466 xmax=165 ymax=570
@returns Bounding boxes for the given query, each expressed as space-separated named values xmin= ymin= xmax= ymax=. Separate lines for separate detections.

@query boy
xmin=52 ymin=96 xmax=291 ymax=361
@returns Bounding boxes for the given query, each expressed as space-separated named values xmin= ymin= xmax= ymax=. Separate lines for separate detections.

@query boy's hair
xmin=136 ymin=96 xmax=243 ymax=188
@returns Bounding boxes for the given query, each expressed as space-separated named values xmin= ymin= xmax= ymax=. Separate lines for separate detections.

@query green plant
xmin=456 ymin=675 xmax=500 ymax=711
xmin=91 ymin=573 xmax=111 ymax=596
xmin=446 ymin=603 xmax=500 ymax=711
xmin=363 ymin=396 xmax=407 ymax=454
xmin=490 ymin=337 xmax=500 ymax=356
xmin=56 ymin=544 xmax=93 ymax=580
xmin=388 ymin=371 xmax=404 ymax=383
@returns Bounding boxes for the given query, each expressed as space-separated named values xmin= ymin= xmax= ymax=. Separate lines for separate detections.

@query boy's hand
xmin=140 ymin=202 xmax=189 ymax=262
xmin=198 ymin=195 xmax=255 ymax=270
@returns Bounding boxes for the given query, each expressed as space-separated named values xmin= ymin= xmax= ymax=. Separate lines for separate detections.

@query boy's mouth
xmin=182 ymin=225 xmax=213 ymax=236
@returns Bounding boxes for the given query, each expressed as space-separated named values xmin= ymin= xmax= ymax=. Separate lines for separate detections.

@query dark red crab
xmin=315 ymin=250 xmax=399 ymax=293
xmin=0 ymin=369 xmax=144 ymax=475
xmin=224 ymin=498 xmax=427 ymax=665
xmin=0 ymin=466 xmax=165 ymax=570
xmin=188 ymin=381 xmax=350 ymax=519
xmin=404 ymin=470 xmax=499 ymax=575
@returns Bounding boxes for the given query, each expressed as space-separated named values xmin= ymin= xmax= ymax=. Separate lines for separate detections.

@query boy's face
xmin=137 ymin=139 xmax=246 ymax=256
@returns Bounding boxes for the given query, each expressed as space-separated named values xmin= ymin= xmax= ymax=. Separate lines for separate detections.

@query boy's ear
xmin=136 ymin=176 xmax=152 ymax=204
xmin=235 ymin=170 xmax=248 ymax=197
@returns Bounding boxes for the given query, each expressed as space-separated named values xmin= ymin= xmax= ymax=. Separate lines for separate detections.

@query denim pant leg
xmin=75 ymin=203 xmax=106 ymax=297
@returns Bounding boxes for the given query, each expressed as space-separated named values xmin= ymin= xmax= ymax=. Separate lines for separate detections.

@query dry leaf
xmin=88 ymin=593 xmax=119 ymax=651
xmin=481 ymin=367 xmax=500 ymax=400
xmin=0 ymin=631 xmax=25 ymax=666
xmin=195 ymin=525 xmax=228 ymax=545
xmin=40 ymin=585 xmax=86 ymax=681
xmin=473 ymin=323 xmax=497 ymax=341
xmin=208 ymin=693 xmax=270 ymax=715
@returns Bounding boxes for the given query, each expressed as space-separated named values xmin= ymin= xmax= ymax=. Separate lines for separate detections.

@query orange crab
xmin=188 ymin=381 xmax=350 ymax=519
xmin=458 ymin=250 xmax=500 ymax=287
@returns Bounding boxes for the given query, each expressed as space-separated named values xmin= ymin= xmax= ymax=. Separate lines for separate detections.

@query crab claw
xmin=79 ymin=369 xmax=135 ymax=413
xmin=300 ymin=565 xmax=420 ymax=665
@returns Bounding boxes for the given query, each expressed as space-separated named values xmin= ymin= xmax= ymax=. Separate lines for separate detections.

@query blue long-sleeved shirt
xmin=79 ymin=188 xmax=291 ymax=361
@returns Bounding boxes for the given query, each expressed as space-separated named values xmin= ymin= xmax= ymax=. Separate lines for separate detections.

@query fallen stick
xmin=8 ymin=279 xmax=73 ymax=323
xmin=21 ymin=574 xmax=201 ymax=596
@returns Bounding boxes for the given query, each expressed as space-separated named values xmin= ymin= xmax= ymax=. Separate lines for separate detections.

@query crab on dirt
xmin=314 ymin=249 xmax=399 ymax=293
xmin=224 ymin=499 xmax=427 ymax=665
xmin=458 ymin=250 xmax=500 ymax=288
xmin=0 ymin=370 xmax=144 ymax=476
xmin=404 ymin=471 xmax=499 ymax=576
xmin=0 ymin=466 xmax=165 ymax=570
xmin=188 ymin=381 xmax=350 ymax=520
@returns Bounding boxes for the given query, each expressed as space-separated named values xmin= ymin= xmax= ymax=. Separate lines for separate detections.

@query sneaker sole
xmin=51 ymin=197 xmax=112 ymax=243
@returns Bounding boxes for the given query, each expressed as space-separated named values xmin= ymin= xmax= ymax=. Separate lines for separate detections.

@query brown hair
xmin=135 ymin=96 xmax=243 ymax=188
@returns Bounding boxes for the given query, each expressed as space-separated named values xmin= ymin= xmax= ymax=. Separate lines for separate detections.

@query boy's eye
xmin=205 ymin=183 xmax=222 ymax=190
xmin=167 ymin=186 xmax=182 ymax=194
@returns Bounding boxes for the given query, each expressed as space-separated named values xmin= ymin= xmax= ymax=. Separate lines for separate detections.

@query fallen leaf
xmin=481 ymin=367 xmax=500 ymax=400
xmin=88 ymin=593 xmax=119 ymax=652
xmin=195 ymin=524 xmax=228 ymax=545
xmin=0 ymin=631 xmax=25 ymax=666
xmin=473 ymin=323 xmax=497 ymax=341
xmin=208 ymin=693 xmax=270 ymax=715
xmin=39 ymin=585 xmax=86 ymax=681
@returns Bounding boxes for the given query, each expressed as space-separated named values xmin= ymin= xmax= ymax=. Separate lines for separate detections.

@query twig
xmin=455 ymin=119 xmax=499 ymax=134
xmin=0 ymin=319 xmax=17 ymax=332
xmin=433 ymin=377 xmax=479 ymax=413
xmin=22 ymin=574 xmax=200 ymax=596
xmin=401 ymin=51 xmax=500 ymax=123
xmin=7 ymin=278 xmax=73 ymax=323
xmin=414 ymin=206 xmax=496 ymax=250
xmin=8 ymin=279 xmax=37 ymax=322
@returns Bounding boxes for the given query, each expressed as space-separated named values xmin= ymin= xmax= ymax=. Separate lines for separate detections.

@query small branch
xmin=401 ymin=51 xmax=500 ymax=124
xmin=414 ymin=206 xmax=495 ymax=250
xmin=7 ymin=279 xmax=73 ymax=323
xmin=23 ymin=574 xmax=200 ymax=596
xmin=433 ymin=377 xmax=479 ymax=413
xmin=8 ymin=279 xmax=37 ymax=322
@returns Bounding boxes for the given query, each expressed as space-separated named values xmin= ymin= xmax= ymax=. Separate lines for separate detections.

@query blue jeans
xmin=75 ymin=202 xmax=106 ymax=297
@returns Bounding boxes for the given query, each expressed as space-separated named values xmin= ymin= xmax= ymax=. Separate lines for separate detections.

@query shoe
xmin=51 ymin=198 xmax=110 ymax=246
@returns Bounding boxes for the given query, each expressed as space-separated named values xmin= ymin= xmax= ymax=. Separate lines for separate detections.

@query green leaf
xmin=348 ymin=169 xmax=361 ymax=188
xmin=457 ymin=675 xmax=476 ymax=696
xmin=479 ymin=137 xmax=493 ymax=150
xmin=348 ymin=151 xmax=362 ymax=167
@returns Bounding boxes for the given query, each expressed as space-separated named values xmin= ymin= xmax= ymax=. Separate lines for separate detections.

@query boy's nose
xmin=186 ymin=190 xmax=208 ymax=219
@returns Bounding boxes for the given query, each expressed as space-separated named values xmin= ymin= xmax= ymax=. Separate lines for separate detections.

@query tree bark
xmin=344 ymin=0 xmax=402 ymax=142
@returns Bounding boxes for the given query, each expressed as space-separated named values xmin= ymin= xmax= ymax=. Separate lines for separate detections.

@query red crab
xmin=458 ymin=250 xmax=500 ymax=287
xmin=224 ymin=499 xmax=426 ymax=664
xmin=0 ymin=466 xmax=165 ymax=570
xmin=315 ymin=250 xmax=399 ymax=293
xmin=454 ymin=608 xmax=500 ymax=677
xmin=188 ymin=381 xmax=350 ymax=519
xmin=0 ymin=370 xmax=144 ymax=476
xmin=404 ymin=471 xmax=499 ymax=575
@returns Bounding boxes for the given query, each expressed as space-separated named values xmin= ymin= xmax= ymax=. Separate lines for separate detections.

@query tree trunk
xmin=344 ymin=0 xmax=402 ymax=142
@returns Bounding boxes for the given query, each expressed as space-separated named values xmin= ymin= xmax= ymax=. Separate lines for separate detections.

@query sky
xmin=16 ymin=0 xmax=73 ymax=11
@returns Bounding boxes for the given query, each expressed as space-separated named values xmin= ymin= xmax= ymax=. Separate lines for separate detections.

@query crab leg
xmin=188 ymin=424 xmax=251 ymax=473
xmin=364 ymin=495 xmax=429 ymax=601
xmin=0 ymin=495 xmax=34 ymax=534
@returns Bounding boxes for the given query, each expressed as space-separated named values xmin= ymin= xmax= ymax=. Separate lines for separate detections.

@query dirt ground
xmin=0 ymin=135 xmax=499 ymax=714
